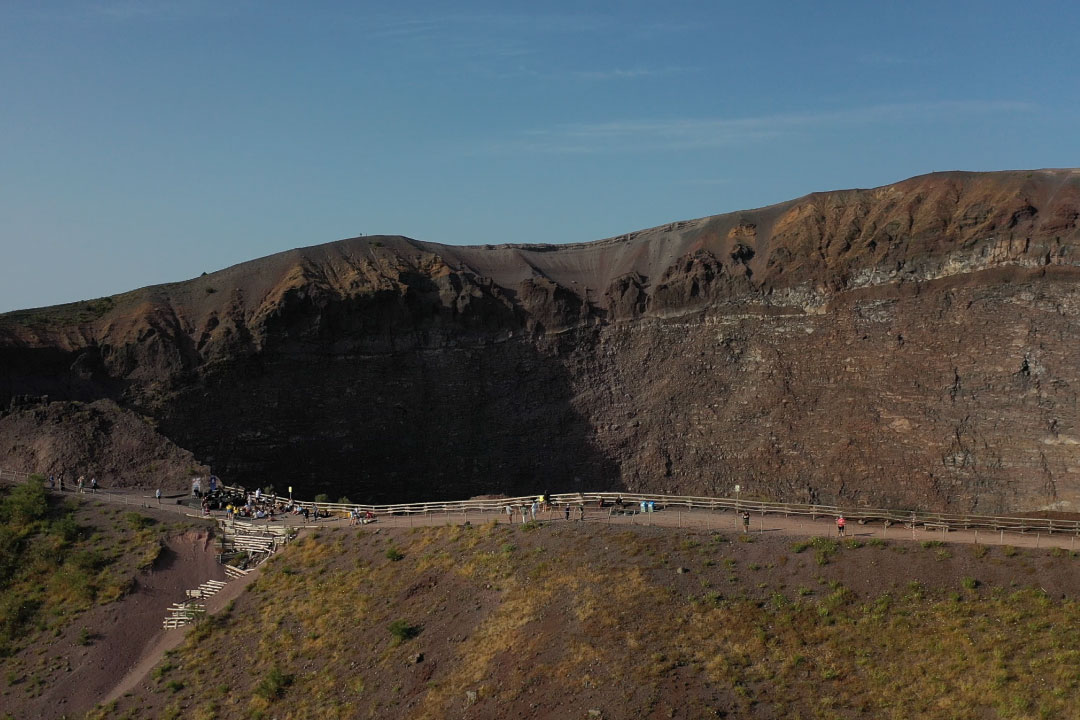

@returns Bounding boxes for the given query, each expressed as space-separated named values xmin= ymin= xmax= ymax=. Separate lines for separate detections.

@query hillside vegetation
xmin=0 ymin=480 xmax=162 ymax=656
xmin=0 ymin=480 xmax=201 ymax=715
xmin=105 ymin=521 xmax=1080 ymax=719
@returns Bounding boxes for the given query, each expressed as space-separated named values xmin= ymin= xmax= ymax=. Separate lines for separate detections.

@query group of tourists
xmin=46 ymin=474 xmax=97 ymax=493
xmin=222 ymin=493 xmax=327 ymax=523
xmin=348 ymin=508 xmax=377 ymax=526
xmin=502 ymin=494 xmax=595 ymax=524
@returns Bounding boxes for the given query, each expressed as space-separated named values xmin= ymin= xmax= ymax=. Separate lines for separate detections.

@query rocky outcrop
xmin=2 ymin=170 xmax=1079 ymax=510
xmin=0 ymin=399 xmax=208 ymax=487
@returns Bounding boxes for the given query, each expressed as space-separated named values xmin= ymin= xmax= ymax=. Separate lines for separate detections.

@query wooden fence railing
xmin=3 ymin=468 xmax=1078 ymax=536
xmin=221 ymin=486 xmax=1080 ymax=536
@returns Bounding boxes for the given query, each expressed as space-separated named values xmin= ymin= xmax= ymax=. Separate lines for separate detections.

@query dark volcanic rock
xmin=2 ymin=170 xmax=1080 ymax=511
xmin=0 ymin=399 xmax=208 ymax=488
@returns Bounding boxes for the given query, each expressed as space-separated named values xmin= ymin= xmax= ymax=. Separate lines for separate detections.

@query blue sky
xmin=1 ymin=0 xmax=1077 ymax=312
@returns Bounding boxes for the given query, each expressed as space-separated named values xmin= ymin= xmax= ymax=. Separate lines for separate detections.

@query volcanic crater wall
xmin=2 ymin=170 xmax=1080 ymax=512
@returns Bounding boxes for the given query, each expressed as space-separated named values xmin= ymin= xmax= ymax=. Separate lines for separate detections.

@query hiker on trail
xmin=90 ymin=477 xmax=97 ymax=493
xmin=530 ymin=500 xmax=538 ymax=520
xmin=77 ymin=476 xmax=84 ymax=493
xmin=578 ymin=505 xmax=585 ymax=522
xmin=837 ymin=515 xmax=846 ymax=537
xmin=521 ymin=505 xmax=528 ymax=524
xmin=156 ymin=488 xmax=162 ymax=504
xmin=564 ymin=504 xmax=571 ymax=521
xmin=741 ymin=511 xmax=750 ymax=533
xmin=505 ymin=505 xmax=514 ymax=524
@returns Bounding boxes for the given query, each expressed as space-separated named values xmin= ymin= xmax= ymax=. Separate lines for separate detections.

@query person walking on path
xmin=564 ymin=504 xmax=571 ymax=521
xmin=521 ymin=504 xmax=529 ymax=524
xmin=578 ymin=505 xmax=585 ymax=522
xmin=837 ymin=515 xmax=846 ymax=537
xmin=741 ymin=511 xmax=750 ymax=533
xmin=505 ymin=505 xmax=514 ymax=524
xmin=156 ymin=488 xmax=162 ymax=505
xmin=530 ymin=500 xmax=538 ymax=521
xmin=90 ymin=477 xmax=97 ymax=493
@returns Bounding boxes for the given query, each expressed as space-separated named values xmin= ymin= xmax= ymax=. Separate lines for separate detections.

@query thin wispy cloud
xmin=89 ymin=1 xmax=184 ymax=21
xmin=358 ymin=12 xmax=688 ymax=69
xmin=859 ymin=52 xmax=925 ymax=67
xmin=501 ymin=100 xmax=1037 ymax=154
xmin=29 ymin=0 xmax=236 ymax=23
xmin=573 ymin=66 xmax=690 ymax=81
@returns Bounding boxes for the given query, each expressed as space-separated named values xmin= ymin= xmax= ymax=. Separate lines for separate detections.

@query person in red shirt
xmin=837 ymin=515 xmax=846 ymax=537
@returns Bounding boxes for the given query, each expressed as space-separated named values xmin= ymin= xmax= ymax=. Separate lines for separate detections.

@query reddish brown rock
xmin=1 ymin=170 xmax=1079 ymax=511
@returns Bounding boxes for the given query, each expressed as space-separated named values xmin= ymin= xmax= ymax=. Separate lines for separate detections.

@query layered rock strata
xmin=2 ymin=170 xmax=1079 ymax=512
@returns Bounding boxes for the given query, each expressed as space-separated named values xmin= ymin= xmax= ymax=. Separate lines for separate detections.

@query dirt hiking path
xmin=329 ymin=505 xmax=1080 ymax=551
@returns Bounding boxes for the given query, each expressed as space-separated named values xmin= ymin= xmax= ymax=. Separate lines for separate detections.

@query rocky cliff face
xmin=2 ymin=170 xmax=1079 ymax=511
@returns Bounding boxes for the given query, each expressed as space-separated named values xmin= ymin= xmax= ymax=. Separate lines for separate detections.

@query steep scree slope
xmin=2 ymin=170 xmax=1080 ymax=511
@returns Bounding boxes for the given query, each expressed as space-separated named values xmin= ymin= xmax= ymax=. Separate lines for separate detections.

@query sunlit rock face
xmin=2 ymin=170 xmax=1080 ymax=512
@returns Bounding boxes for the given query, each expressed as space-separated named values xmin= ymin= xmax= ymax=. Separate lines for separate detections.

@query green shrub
xmin=50 ymin=516 xmax=81 ymax=544
xmin=813 ymin=538 xmax=840 ymax=565
xmin=152 ymin=661 xmax=175 ymax=680
xmin=385 ymin=547 xmax=404 ymax=562
xmin=1 ymin=481 xmax=48 ymax=525
xmin=254 ymin=664 xmax=294 ymax=700
xmin=388 ymin=620 xmax=422 ymax=645
xmin=125 ymin=512 xmax=155 ymax=530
